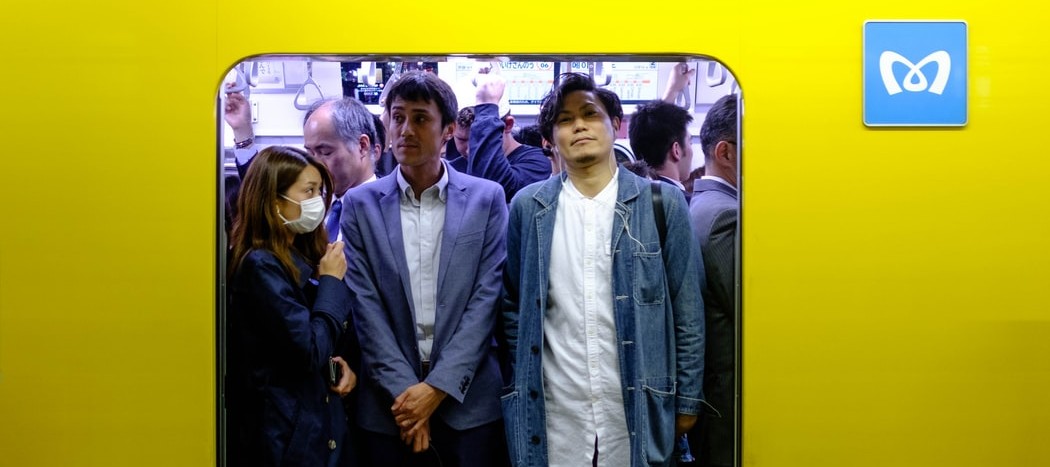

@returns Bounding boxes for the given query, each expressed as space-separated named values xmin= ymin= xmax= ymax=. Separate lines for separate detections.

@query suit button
xmin=535 ymin=298 xmax=540 ymax=307
xmin=328 ymin=439 xmax=337 ymax=450
xmin=342 ymin=321 xmax=349 ymax=330
xmin=325 ymin=395 xmax=329 ymax=403
xmin=530 ymin=435 xmax=540 ymax=445
xmin=530 ymin=346 xmax=539 ymax=354
xmin=529 ymin=390 xmax=538 ymax=400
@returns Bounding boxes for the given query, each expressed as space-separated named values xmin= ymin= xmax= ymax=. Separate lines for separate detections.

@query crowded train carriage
xmin=219 ymin=57 xmax=741 ymax=467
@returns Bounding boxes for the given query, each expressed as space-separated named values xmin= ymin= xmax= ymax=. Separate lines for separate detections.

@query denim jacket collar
xmin=533 ymin=165 xmax=642 ymax=209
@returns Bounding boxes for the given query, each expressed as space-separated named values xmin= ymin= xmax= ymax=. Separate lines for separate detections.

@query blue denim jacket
xmin=500 ymin=168 xmax=706 ymax=466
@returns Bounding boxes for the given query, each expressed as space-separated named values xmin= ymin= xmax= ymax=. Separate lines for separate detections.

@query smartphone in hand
xmin=328 ymin=357 xmax=342 ymax=386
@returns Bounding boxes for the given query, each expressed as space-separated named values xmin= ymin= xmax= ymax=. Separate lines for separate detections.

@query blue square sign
xmin=864 ymin=21 xmax=968 ymax=126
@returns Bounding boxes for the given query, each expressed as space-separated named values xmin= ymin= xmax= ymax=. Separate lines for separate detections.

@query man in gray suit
xmin=341 ymin=71 xmax=509 ymax=467
xmin=687 ymin=93 xmax=739 ymax=467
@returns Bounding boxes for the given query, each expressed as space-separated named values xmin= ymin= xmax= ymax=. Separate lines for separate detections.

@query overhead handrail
xmin=377 ymin=62 xmax=404 ymax=108
xmin=358 ymin=62 xmax=373 ymax=86
xmin=293 ymin=61 xmax=324 ymax=110
xmin=674 ymin=86 xmax=691 ymax=109
xmin=704 ymin=61 xmax=727 ymax=87
xmin=672 ymin=63 xmax=693 ymax=109
xmin=225 ymin=62 xmax=256 ymax=99
xmin=591 ymin=62 xmax=613 ymax=87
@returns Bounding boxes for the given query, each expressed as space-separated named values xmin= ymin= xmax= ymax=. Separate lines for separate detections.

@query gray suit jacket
xmin=688 ymin=178 xmax=738 ymax=465
xmin=688 ymin=179 xmax=737 ymax=401
xmin=340 ymin=165 xmax=508 ymax=435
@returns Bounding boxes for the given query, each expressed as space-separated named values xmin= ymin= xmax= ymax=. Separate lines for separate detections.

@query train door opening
xmin=216 ymin=55 xmax=742 ymax=466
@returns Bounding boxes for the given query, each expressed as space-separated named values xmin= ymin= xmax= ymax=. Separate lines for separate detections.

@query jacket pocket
xmin=455 ymin=229 xmax=485 ymax=246
xmin=633 ymin=245 xmax=666 ymax=306
xmin=500 ymin=389 xmax=525 ymax=466
xmin=261 ymin=389 xmax=302 ymax=466
xmin=640 ymin=377 xmax=676 ymax=465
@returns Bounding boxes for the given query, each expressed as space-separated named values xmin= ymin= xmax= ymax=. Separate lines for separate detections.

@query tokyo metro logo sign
xmin=864 ymin=21 xmax=967 ymax=126
xmin=880 ymin=51 xmax=951 ymax=95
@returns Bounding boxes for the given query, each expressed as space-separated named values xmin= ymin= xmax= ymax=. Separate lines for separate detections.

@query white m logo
xmin=879 ymin=50 xmax=951 ymax=95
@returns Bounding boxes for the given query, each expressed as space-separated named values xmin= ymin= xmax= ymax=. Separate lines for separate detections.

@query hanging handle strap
xmin=293 ymin=62 xmax=325 ymax=110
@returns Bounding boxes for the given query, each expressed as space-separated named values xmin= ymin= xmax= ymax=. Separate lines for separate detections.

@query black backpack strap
xmin=652 ymin=181 xmax=666 ymax=247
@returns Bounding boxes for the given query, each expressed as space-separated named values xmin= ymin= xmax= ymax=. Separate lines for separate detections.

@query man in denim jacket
xmin=500 ymin=73 xmax=706 ymax=467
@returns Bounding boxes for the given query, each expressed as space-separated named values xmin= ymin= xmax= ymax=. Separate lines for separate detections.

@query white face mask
xmin=278 ymin=194 xmax=326 ymax=234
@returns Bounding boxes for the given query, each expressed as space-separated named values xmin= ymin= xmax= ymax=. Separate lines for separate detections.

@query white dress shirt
xmin=544 ymin=170 xmax=629 ymax=467
xmin=396 ymin=165 xmax=448 ymax=362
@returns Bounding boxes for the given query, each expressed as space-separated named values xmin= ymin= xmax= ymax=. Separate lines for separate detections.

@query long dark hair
xmin=229 ymin=146 xmax=334 ymax=284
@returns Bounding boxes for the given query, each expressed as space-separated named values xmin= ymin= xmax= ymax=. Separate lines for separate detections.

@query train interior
xmin=216 ymin=55 xmax=743 ymax=464
xmin=219 ymin=56 xmax=740 ymax=178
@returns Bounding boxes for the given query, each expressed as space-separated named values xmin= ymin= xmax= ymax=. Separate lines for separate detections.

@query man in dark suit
xmin=340 ymin=70 xmax=508 ymax=467
xmin=629 ymin=100 xmax=695 ymax=201
xmin=687 ymin=93 xmax=739 ymax=467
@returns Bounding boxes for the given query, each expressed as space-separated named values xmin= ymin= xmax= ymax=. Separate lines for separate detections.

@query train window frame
xmin=216 ymin=53 xmax=742 ymax=467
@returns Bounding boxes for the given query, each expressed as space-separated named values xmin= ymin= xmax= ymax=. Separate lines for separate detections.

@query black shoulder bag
xmin=652 ymin=181 xmax=667 ymax=247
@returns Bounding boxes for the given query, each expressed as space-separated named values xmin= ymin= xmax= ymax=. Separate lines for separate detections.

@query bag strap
xmin=651 ymin=181 xmax=667 ymax=247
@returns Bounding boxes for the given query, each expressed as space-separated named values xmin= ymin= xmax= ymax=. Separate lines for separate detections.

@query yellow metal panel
xmin=0 ymin=0 xmax=1047 ymax=466
xmin=740 ymin=3 xmax=1050 ymax=466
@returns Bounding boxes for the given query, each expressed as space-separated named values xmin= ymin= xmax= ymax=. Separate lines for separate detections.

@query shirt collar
xmin=658 ymin=175 xmax=686 ymax=192
xmin=562 ymin=167 xmax=619 ymax=203
xmin=396 ymin=160 xmax=449 ymax=202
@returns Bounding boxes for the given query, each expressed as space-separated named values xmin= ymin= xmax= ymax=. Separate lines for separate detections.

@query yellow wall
xmin=1 ymin=0 xmax=1047 ymax=465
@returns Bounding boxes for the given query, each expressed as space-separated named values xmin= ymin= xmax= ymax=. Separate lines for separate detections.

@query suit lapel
xmin=379 ymin=179 xmax=416 ymax=318
xmin=436 ymin=175 xmax=466 ymax=296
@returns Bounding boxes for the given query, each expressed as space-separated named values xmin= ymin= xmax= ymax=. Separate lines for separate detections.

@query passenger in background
xmin=515 ymin=124 xmax=544 ymax=148
xmin=225 ymin=86 xmax=257 ymax=179
xmin=445 ymin=106 xmax=473 ymax=172
xmin=459 ymin=72 xmax=552 ymax=202
xmin=517 ymin=123 xmax=560 ymax=177
xmin=225 ymin=95 xmax=379 ymax=243
xmin=301 ymin=96 xmax=382 ymax=467
xmin=222 ymin=86 xmax=255 ymax=239
xmin=629 ymin=100 xmax=695 ymax=201
xmin=226 ymin=146 xmax=356 ymax=467
xmin=683 ymin=165 xmax=706 ymax=192
xmin=500 ymin=72 xmax=706 ymax=467
xmin=687 ymin=93 xmax=739 ymax=467
xmin=373 ymin=113 xmax=397 ymax=177
xmin=622 ymin=159 xmax=651 ymax=178
xmin=302 ymin=97 xmax=380 ymax=242
xmin=341 ymin=70 xmax=509 ymax=467
xmin=376 ymin=109 xmax=397 ymax=173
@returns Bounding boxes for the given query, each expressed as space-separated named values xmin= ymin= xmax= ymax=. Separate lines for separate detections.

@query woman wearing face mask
xmin=226 ymin=146 xmax=357 ymax=467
